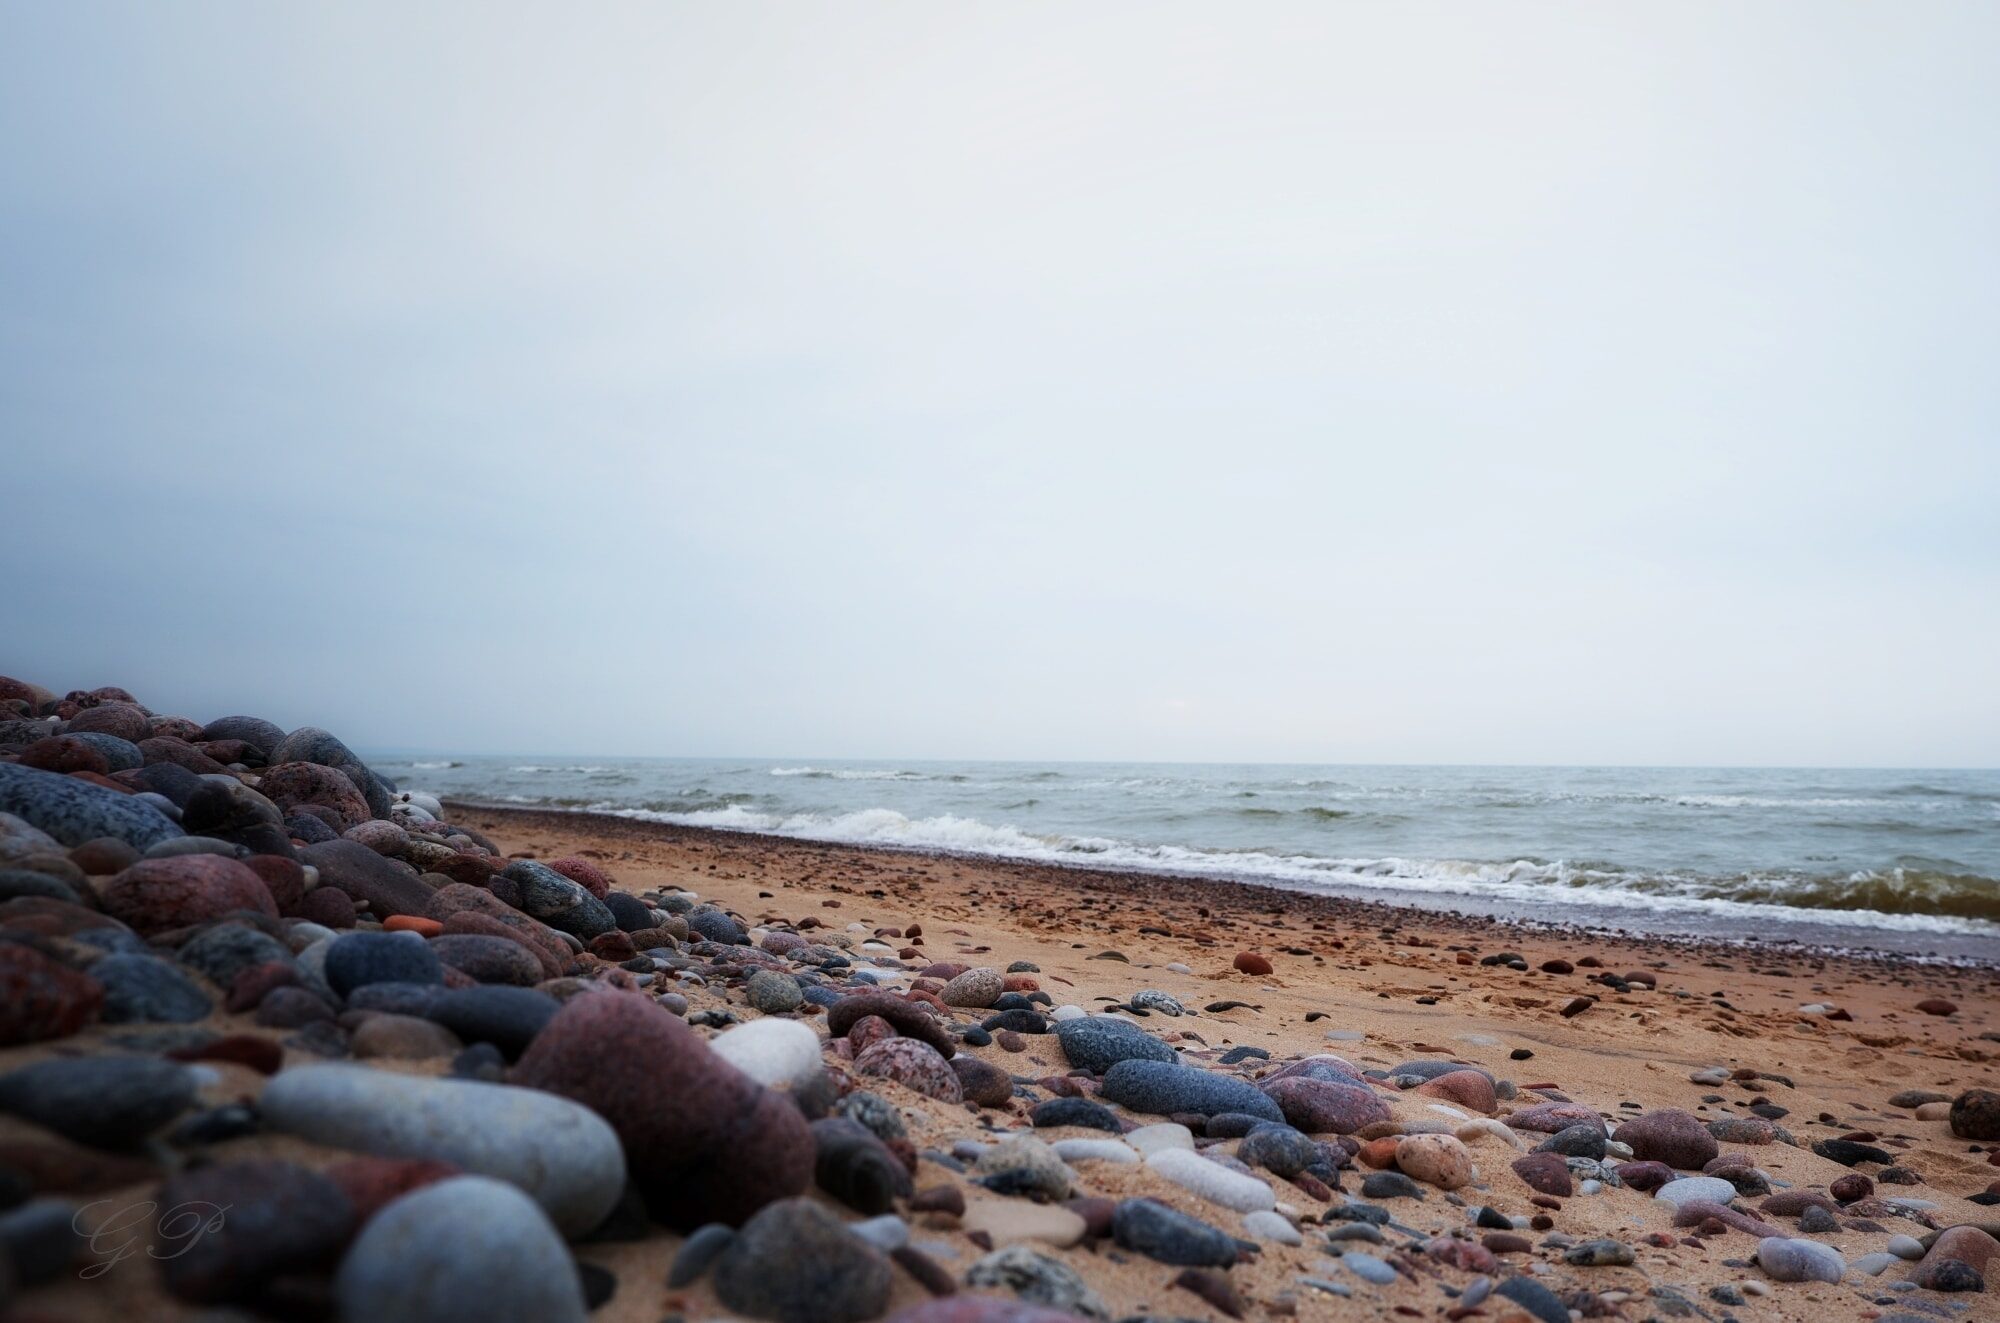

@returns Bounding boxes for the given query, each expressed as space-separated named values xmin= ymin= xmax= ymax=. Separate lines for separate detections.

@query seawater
xmin=375 ymin=757 xmax=2000 ymax=960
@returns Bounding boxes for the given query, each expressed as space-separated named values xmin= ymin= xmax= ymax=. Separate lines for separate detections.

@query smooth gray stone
xmin=259 ymin=1064 xmax=624 ymax=1235
xmin=0 ymin=762 xmax=183 ymax=849
xmin=93 ymin=954 xmax=214 ymax=1024
xmin=334 ymin=1176 xmax=586 ymax=1323
xmin=0 ymin=1056 xmax=195 ymax=1147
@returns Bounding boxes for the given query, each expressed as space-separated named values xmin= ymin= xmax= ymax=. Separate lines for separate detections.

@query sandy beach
xmin=8 ymin=786 xmax=1995 ymax=1322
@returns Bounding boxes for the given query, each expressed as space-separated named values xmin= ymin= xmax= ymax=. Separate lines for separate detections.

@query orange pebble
xmin=1357 ymin=1136 xmax=1402 ymax=1169
xmin=383 ymin=915 xmax=443 ymax=937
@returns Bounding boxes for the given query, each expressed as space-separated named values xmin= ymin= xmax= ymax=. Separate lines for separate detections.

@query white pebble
xmin=1244 ymin=1209 xmax=1302 ymax=1245
xmin=1049 ymin=1004 xmax=1087 ymax=1022
xmin=1146 ymin=1148 xmax=1276 ymax=1213
xmin=1127 ymin=1122 xmax=1195 ymax=1155
xmin=706 ymin=1018 xmax=823 ymax=1090
xmin=1051 ymin=1139 xmax=1138 ymax=1165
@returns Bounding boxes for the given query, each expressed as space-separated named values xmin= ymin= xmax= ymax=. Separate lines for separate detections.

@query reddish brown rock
xmin=65 ymin=702 xmax=150 ymax=742
xmin=856 ymin=1038 xmax=964 ymax=1103
xmin=1232 ymin=952 xmax=1273 ymax=976
xmin=137 ymin=737 xmax=228 ymax=775
xmin=546 ymin=857 xmax=614 ymax=899
xmin=950 ymin=1055 xmax=1014 ymax=1108
xmin=68 ymin=836 xmax=141 ymax=875
xmin=18 ymin=736 xmax=111 ymax=775
xmin=155 ymin=1158 xmax=355 ymax=1304
xmin=294 ymin=887 xmax=357 ymax=928
xmin=588 ymin=929 xmax=636 ymax=961
xmin=1510 ymin=1152 xmax=1573 ymax=1196
xmin=259 ymin=762 xmax=372 ymax=832
xmin=242 ymin=855 xmax=306 ymax=913
xmin=0 ymin=943 xmax=103 ymax=1044
xmin=1915 ymin=998 xmax=1959 ymax=1016
xmin=511 ymin=990 xmax=813 ymax=1229
xmin=1415 ymin=1068 xmax=1497 ymax=1114
xmin=101 ymin=855 xmax=278 ymax=935
xmin=1612 ymin=1108 xmax=1718 ymax=1170
xmin=826 ymin=990 xmax=956 ymax=1055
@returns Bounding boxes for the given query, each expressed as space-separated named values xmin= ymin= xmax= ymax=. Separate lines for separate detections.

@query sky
xmin=3 ymin=3 xmax=1996 ymax=767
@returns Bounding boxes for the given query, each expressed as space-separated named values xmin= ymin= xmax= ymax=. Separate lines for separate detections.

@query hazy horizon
xmin=6 ymin=3 xmax=1997 ymax=768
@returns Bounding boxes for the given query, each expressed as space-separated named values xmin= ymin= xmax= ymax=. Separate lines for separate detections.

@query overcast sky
xmin=4 ymin=3 xmax=1996 ymax=766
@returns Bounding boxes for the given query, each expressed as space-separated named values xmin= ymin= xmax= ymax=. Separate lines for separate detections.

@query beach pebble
xmin=100 ymin=855 xmax=277 ymax=935
xmin=746 ymin=969 xmax=804 ymax=1013
xmin=1950 ymin=1088 xmax=2000 ymax=1141
xmin=962 ymin=1202 xmax=1089 ymax=1249
xmin=428 ymin=934 xmax=546 ymax=987
xmin=709 ymin=1017 xmax=824 ymax=1090
xmin=1414 ymin=1069 xmax=1497 ymax=1113
xmin=1232 ymin=952 xmax=1273 ymax=976
xmin=1031 ymin=1097 xmax=1122 ymax=1132
xmin=424 ymin=991 xmax=564 ymax=1063
xmin=1887 ymin=1234 xmax=1926 ymax=1259
xmin=857 ymin=1037 xmax=964 ymax=1103
xmin=1127 ymin=1122 xmax=1196 ymax=1155
xmin=1910 ymin=1225 xmax=1998 ymax=1289
xmin=1510 ymin=1152 xmax=1573 ymax=1196
xmin=1497 ymin=1275 xmax=1573 ymax=1323
xmin=1243 ymin=1208 xmax=1300 ymax=1244
xmin=964 ymin=1244 xmax=1106 ymax=1317
xmin=1360 ymin=1170 xmax=1422 ymax=1199
xmin=511 ymin=988 xmax=812 ymax=1230
xmin=1261 ymin=1077 xmax=1390 ymax=1134
xmin=335 ymin=1176 xmax=586 ymax=1323
xmin=1342 ymin=1252 xmax=1398 ymax=1285
xmin=1102 ymin=1059 xmax=1282 ymax=1121
xmin=975 ymin=1136 xmax=1072 ymax=1201
xmin=1111 ymin=1197 xmax=1238 ymax=1267
xmin=0 ymin=762 xmax=184 ymax=849
xmin=0 ymin=943 xmax=106 ymax=1045
xmin=0 ymin=1055 xmax=193 ymax=1147
xmin=1505 ymin=1102 xmax=1605 ymax=1134
xmin=1655 ymin=1176 xmax=1738 ymax=1209
xmin=941 ymin=967 xmax=1004 ymax=1008
xmin=1755 ymin=1236 xmax=1845 ymax=1283
xmin=300 ymin=840 xmax=436 ymax=921
xmin=712 ymin=1197 xmax=892 ymax=1323
xmin=325 ymin=930 xmax=442 ymax=997
xmin=1537 ymin=1123 xmax=1607 ymax=1160
xmin=259 ymin=1063 xmax=624 ymax=1235
xmin=1237 ymin=1125 xmax=1322 ymax=1177
xmin=1052 ymin=1015 xmax=1177 ymax=1073
xmin=156 ymin=1158 xmax=355 ymax=1304
xmin=1146 ymin=1147 xmax=1276 ymax=1211
xmin=1565 ymin=1238 xmax=1635 ymax=1266
xmin=826 ymin=990 xmax=955 ymax=1055
xmin=1395 ymin=1133 xmax=1474 ymax=1189
xmin=952 ymin=1055 xmax=1015 ymax=1108
xmin=811 ymin=1116 xmax=912 ymax=1214
xmin=1052 ymin=1137 xmax=1137 ymax=1165
xmin=1129 ymin=989 xmax=1184 ymax=1015
xmin=1613 ymin=1108 xmax=1719 ymax=1170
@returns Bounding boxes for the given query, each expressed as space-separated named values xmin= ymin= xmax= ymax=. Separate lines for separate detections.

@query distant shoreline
xmin=450 ymin=799 xmax=2000 ymax=969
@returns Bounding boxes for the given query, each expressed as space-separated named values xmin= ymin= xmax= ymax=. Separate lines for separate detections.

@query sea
xmin=372 ymin=757 xmax=2000 ymax=962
